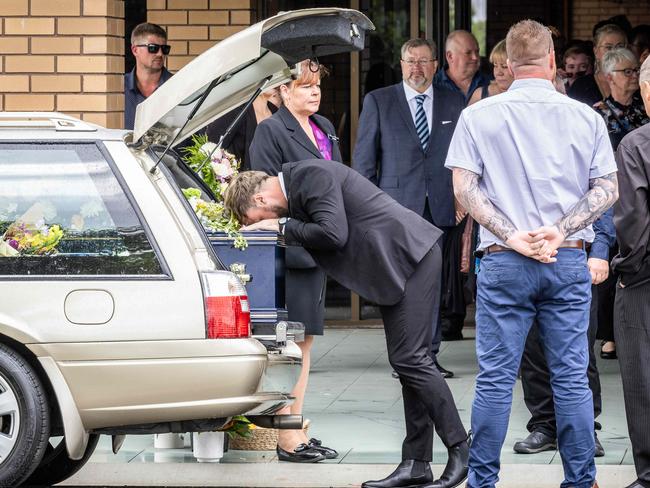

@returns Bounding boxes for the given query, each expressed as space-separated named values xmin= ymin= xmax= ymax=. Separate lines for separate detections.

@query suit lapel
xmin=425 ymin=87 xmax=442 ymax=155
xmin=395 ymin=84 xmax=425 ymax=153
xmin=278 ymin=106 xmax=323 ymax=159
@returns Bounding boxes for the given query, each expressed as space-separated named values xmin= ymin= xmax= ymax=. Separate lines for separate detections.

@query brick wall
xmin=572 ymin=0 xmax=650 ymax=40
xmin=148 ymin=0 xmax=254 ymax=72
xmin=0 ymin=0 xmax=125 ymax=128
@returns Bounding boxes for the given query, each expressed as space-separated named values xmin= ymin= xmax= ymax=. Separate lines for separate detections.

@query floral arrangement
xmin=1 ymin=221 xmax=64 ymax=257
xmin=181 ymin=134 xmax=246 ymax=249
xmin=182 ymin=188 xmax=247 ymax=250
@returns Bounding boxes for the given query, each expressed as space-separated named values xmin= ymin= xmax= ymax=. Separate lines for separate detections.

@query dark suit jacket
xmin=249 ymin=105 xmax=342 ymax=268
xmin=282 ymin=160 xmax=442 ymax=306
xmin=205 ymin=102 xmax=278 ymax=171
xmin=352 ymin=83 xmax=464 ymax=228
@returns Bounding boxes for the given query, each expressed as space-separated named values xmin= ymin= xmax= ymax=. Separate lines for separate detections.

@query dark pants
xmin=380 ymin=242 xmax=467 ymax=461
xmin=520 ymin=284 xmax=602 ymax=436
xmin=615 ymin=281 xmax=650 ymax=487
xmin=422 ymin=202 xmax=443 ymax=356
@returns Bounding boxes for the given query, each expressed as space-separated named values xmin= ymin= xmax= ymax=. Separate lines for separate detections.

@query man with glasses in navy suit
xmin=124 ymin=22 xmax=173 ymax=130
xmin=353 ymin=38 xmax=465 ymax=379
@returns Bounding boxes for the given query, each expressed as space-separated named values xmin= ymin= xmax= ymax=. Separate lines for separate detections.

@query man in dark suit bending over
xmin=224 ymin=159 xmax=470 ymax=488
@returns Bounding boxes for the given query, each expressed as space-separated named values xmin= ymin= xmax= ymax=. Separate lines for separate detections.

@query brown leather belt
xmin=484 ymin=239 xmax=585 ymax=255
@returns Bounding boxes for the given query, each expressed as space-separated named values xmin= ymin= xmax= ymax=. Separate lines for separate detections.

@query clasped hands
xmin=505 ymin=225 xmax=565 ymax=264
xmin=506 ymin=225 xmax=608 ymax=284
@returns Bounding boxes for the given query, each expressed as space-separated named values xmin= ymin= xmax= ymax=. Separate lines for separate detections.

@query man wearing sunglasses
xmin=124 ymin=22 xmax=173 ymax=130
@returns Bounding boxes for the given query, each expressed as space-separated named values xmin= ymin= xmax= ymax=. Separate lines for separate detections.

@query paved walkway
xmin=64 ymin=327 xmax=634 ymax=487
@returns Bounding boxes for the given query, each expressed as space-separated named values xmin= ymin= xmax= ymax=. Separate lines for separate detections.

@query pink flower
xmin=8 ymin=239 xmax=18 ymax=250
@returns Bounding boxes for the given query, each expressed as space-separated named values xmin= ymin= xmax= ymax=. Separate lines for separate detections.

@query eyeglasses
xmin=136 ymin=43 xmax=171 ymax=55
xmin=612 ymin=67 xmax=640 ymax=77
xmin=401 ymin=59 xmax=435 ymax=66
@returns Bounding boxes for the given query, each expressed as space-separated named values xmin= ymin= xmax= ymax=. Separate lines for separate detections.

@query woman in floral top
xmin=593 ymin=47 xmax=649 ymax=362
xmin=594 ymin=47 xmax=649 ymax=150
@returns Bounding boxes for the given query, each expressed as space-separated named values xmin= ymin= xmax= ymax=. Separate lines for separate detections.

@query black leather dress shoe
xmin=594 ymin=432 xmax=605 ymax=457
xmin=435 ymin=361 xmax=454 ymax=379
xmin=308 ymin=437 xmax=338 ymax=459
xmin=624 ymin=481 xmax=650 ymax=488
xmin=513 ymin=431 xmax=557 ymax=454
xmin=426 ymin=436 xmax=470 ymax=488
xmin=277 ymin=443 xmax=325 ymax=463
xmin=362 ymin=459 xmax=433 ymax=488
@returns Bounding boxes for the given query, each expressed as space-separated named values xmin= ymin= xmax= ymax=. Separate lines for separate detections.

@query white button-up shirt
xmin=445 ymin=78 xmax=617 ymax=249
xmin=403 ymin=81 xmax=433 ymax=133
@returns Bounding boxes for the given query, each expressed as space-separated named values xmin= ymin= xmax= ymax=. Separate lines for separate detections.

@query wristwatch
xmin=278 ymin=217 xmax=288 ymax=235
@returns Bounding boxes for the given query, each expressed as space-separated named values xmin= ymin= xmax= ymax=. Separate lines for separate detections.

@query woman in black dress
xmin=249 ymin=59 xmax=341 ymax=463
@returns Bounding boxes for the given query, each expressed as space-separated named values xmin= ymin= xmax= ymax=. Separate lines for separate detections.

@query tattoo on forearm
xmin=556 ymin=172 xmax=618 ymax=238
xmin=454 ymin=168 xmax=517 ymax=242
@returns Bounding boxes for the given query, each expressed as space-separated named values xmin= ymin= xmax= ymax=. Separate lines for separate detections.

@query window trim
xmin=0 ymin=140 xmax=172 ymax=280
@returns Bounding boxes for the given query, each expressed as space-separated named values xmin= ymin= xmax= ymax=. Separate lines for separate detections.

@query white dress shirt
xmin=402 ymin=81 xmax=433 ymax=133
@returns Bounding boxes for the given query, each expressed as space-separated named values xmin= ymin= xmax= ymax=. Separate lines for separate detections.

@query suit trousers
xmin=468 ymin=249 xmax=595 ymax=488
xmin=422 ymin=200 xmax=443 ymax=356
xmin=520 ymin=284 xmax=602 ymax=436
xmin=380 ymin=242 xmax=467 ymax=461
xmin=615 ymin=281 xmax=650 ymax=486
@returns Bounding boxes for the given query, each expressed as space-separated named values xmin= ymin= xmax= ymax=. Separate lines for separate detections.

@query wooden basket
xmin=229 ymin=422 xmax=310 ymax=451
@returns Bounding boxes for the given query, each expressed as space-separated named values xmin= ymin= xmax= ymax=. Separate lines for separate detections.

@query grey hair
xmin=601 ymin=47 xmax=638 ymax=75
xmin=641 ymin=55 xmax=650 ymax=83
xmin=401 ymin=38 xmax=437 ymax=60
xmin=594 ymin=23 xmax=627 ymax=46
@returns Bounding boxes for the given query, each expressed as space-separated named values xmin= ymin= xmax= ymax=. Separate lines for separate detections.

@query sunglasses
xmin=136 ymin=43 xmax=171 ymax=55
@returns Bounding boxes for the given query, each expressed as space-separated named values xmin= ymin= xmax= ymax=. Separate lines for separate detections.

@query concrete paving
xmin=63 ymin=327 xmax=635 ymax=487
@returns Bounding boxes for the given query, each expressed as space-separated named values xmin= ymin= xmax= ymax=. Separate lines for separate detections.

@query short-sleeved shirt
xmin=434 ymin=68 xmax=490 ymax=105
xmin=445 ymin=78 xmax=617 ymax=250
xmin=124 ymin=67 xmax=173 ymax=130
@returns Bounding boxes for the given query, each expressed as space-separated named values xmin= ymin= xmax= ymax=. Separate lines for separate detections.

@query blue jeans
xmin=468 ymin=249 xmax=596 ymax=488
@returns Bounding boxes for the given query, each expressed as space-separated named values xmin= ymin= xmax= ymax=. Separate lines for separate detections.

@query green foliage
xmin=219 ymin=415 xmax=253 ymax=439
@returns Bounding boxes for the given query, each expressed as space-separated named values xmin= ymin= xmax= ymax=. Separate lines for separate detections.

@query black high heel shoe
xmin=276 ymin=443 xmax=325 ymax=463
xmin=600 ymin=340 xmax=617 ymax=360
xmin=308 ymin=437 xmax=338 ymax=459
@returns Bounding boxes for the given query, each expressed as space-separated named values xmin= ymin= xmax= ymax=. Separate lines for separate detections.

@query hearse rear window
xmin=0 ymin=143 xmax=163 ymax=276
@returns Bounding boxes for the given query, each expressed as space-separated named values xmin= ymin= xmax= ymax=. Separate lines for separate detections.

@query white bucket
xmin=192 ymin=431 xmax=225 ymax=462
xmin=154 ymin=433 xmax=185 ymax=449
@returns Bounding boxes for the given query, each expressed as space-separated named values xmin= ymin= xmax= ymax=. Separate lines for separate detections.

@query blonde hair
xmin=223 ymin=171 xmax=269 ymax=223
xmin=506 ymin=20 xmax=553 ymax=69
xmin=489 ymin=39 xmax=507 ymax=64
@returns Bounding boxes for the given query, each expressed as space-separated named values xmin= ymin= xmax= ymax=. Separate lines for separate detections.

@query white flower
xmin=199 ymin=142 xmax=218 ymax=157
xmin=212 ymin=161 xmax=234 ymax=178
xmin=80 ymin=200 xmax=103 ymax=218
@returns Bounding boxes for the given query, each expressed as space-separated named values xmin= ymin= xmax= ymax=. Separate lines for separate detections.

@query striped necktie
xmin=415 ymin=94 xmax=429 ymax=151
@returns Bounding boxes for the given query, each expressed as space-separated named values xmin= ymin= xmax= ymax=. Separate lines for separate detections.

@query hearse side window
xmin=0 ymin=143 xmax=163 ymax=276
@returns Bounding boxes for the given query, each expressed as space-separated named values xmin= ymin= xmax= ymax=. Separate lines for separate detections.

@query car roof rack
xmin=0 ymin=113 xmax=97 ymax=132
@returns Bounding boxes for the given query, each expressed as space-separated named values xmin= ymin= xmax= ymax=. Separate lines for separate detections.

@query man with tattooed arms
xmin=445 ymin=20 xmax=618 ymax=488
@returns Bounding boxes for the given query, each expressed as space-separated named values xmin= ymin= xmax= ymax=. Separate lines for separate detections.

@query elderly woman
xmin=593 ymin=47 xmax=649 ymax=362
xmin=568 ymin=23 xmax=628 ymax=106
xmin=468 ymin=39 xmax=513 ymax=104
xmin=248 ymin=60 xmax=341 ymax=463
xmin=595 ymin=47 xmax=648 ymax=149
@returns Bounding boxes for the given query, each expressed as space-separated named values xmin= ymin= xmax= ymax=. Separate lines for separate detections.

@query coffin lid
xmin=133 ymin=8 xmax=374 ymax=147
